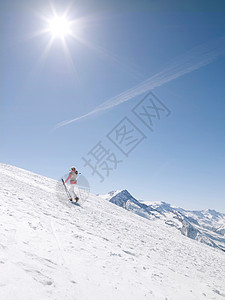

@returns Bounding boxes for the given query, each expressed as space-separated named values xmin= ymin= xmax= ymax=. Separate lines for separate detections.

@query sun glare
xmin=48 ymin=16 xmax=71 ymax=38
xmin=35 ymin=5 xmax=84 ymax=71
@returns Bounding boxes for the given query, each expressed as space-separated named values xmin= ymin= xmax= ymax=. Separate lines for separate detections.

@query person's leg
xmin=69 ymin=184 xmax=79 ymax=201
xmin=74 ymin=185 xmax=79 ymax=202
xmin=69 ymin=184 xmax=76 ymax=201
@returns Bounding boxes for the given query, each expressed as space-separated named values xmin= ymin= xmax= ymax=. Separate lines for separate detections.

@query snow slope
xmin=1 ymin=163 xmax=225 ymax=300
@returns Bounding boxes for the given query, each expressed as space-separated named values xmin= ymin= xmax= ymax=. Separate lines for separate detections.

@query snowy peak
xmin=109 ymin=190 xmax=156 ymax=220
xmin=109 ymin=189 xmax=138 ymax=205
xmin=147 ymin=201 xmax=174 ymax=213
xmin=200 ymin=208 xmax=225 ymax=221
xmin=98 ymin=190 xmax=121 ymax=201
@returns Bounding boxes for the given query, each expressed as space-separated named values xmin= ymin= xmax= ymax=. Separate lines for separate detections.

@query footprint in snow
xmin=123 ymin=250 xmax=136 ymax=256
xmin=213 ymin=289 xmax=225 ymax=297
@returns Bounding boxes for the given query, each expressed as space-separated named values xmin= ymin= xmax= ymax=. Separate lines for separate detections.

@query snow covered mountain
xmin=103 ymin=190 xmax=225 ymax=252
xmin=1 ymin=163 xmax=225 ymax=299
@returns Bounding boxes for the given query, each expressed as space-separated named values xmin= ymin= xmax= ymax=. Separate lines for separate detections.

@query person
xmin=65 ymin=167 xmax=79 ymax=202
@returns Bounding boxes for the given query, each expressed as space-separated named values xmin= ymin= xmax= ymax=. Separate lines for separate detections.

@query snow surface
xmin=1 ymin=163 xmax=225 ymax=300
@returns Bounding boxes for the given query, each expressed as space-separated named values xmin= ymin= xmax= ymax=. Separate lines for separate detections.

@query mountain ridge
xmin=102 ymin=189 xmax=225 ymax=252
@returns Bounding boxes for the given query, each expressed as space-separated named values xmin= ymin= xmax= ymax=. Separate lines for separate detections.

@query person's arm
xmin=64 ymin=173 xmax=71 ymax=183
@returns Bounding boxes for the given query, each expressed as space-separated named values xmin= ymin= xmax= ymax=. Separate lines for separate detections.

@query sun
xmin=35 ymin=5 xmax=89 ymax=71
xmin=47 ymin=16 xmax=71 ymax=38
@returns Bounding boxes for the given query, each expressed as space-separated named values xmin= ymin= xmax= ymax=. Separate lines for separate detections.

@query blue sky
xmin=1 ymin=0 xmax=225 ymax=212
